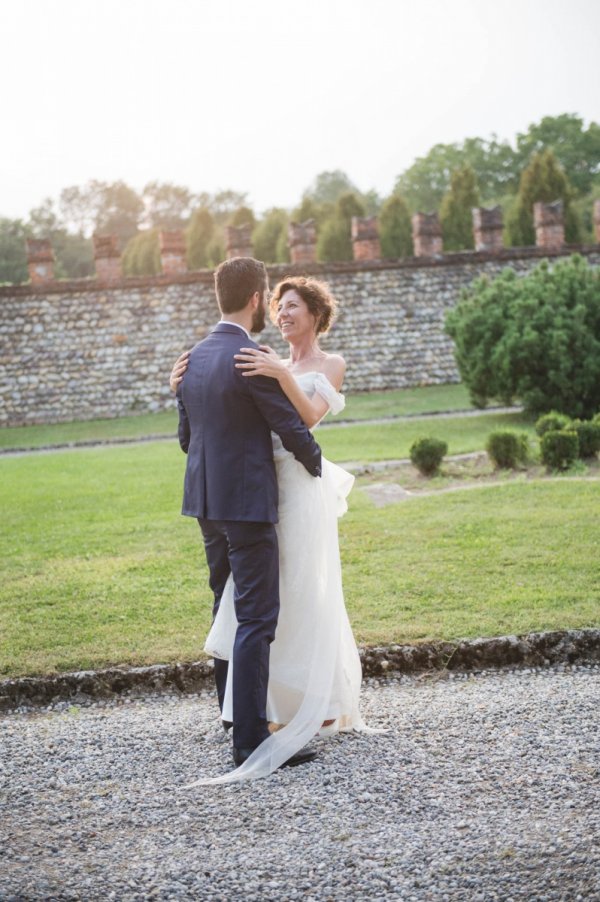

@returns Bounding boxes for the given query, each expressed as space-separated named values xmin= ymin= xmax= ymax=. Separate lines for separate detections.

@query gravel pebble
xmin=1 ymin=665 xmax=599 ymax=901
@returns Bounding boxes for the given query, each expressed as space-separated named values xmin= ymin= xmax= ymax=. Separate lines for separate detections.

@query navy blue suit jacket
xmin=177 ymin=322 xmax=322 ymax=523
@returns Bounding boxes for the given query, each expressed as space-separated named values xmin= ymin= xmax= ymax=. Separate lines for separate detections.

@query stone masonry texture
xmin=1 ymin=246 xmax=599 ymax=426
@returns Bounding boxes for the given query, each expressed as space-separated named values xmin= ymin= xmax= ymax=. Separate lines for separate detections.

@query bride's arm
xmin=234 ymin=347 xmax=345 ymax=428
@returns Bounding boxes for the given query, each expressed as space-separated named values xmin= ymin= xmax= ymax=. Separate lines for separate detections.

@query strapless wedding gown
xmin=196 ymin=372 xmax=368 ymax=784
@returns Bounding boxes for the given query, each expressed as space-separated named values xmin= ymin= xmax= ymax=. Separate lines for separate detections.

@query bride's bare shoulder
xmin=320 ymin=353 xmax=346 ymax=391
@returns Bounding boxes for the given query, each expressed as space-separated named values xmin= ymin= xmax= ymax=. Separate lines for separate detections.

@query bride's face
xmin=276 ymin=290 xmax=317 ymax=342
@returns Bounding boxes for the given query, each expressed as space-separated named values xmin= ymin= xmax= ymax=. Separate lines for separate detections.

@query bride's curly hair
xmin=269 ymin=276 xmax=338 ymax=335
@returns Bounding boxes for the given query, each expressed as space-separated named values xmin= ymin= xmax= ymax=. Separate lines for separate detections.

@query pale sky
xmin=1 ymin=0 xmax=599 ymax=221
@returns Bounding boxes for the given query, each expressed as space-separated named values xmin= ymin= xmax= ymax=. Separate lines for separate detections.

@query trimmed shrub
xmin=540 ymin=430 xmax=579 ymax=470
xmin=486 ymin=431 xmax=529 ymax=469
xmin=410 ymin=437 xmax=448 ymax=476
xmin=535 ymin=411 xmax=572 ymax=437
xmin=570 ymin=420 xmax=600 ymax=458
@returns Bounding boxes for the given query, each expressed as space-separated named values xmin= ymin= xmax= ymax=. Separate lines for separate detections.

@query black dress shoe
xmin=222 ymin=720 xmax=233 ymax=733
xmin=232 ymin=745 xmax=318 ymax=769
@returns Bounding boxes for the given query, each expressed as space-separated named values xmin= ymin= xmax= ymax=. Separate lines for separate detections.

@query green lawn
xmin=1 ymin=439 xmax=598 ymax=678
xmin=0 ymin=383 xmax=482 ymax=451
xmin=318 ymin=412 xmax=536 ymax=462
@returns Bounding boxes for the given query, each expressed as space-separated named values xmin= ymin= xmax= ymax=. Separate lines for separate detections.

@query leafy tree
xmin=205 ymin=233 xmax=226 ymax=267
xmin=317 ymin=192 xmax=365 ymax=262
xmin=0 ymin=218 xmax=29 ymax=283
xmin=206 ymin=190 xmax=249 ymax=225
xmin=292 ymin=196 xmax=332 ymax=228
xmin=302 ymin=170 xmax=360 ymax=206
xmin=58 ymin=180 xmax=143 ymax=246
xmin=439 ymin=165 xmax=480 ymax=251
xmin=253 ymin=208 xmax=290 ymax=263
xmin=445 ymin=255 xmax=600 ymax=418
xmin=122 ymin=229 xmax=161 ymax=276
xmin=515 ymin=114 xmax=600 ymax=197
xmin=28 ymin=198 xmax=94 ymax=278
xmin=395 ymin=136 xmax=519 ymax=211
xmin=506 ymin=149 xmax=580 ymax=246
xmin=229 ymin=206 xmax=256 ymax=229
xmin=142 ymin=181 xmax=196 ymax=229
xmin=186 ymin=207 xmax=219 ymax=270
xmin=379 ymin=194 xmax=413 ymax=258
xmin=572 ymin=184 xmax=600 ymax=244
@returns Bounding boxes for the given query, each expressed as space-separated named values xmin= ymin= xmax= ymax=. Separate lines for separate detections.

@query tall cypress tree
xmin=379 ymin=195 xmax=413 ymax=258
xmin=439 ymin=165 xmax=480 ymax=251
xmin=507 ymin=149 xmax=580 ymax=246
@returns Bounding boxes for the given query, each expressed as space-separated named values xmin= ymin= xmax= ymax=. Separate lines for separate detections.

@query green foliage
xmin=409 ymin=437 xmax=448 ymax=476
xmin=316 ymin=192 xmax=365 ymax=262
xmin=486 ymin=430 xmax=529 ymax=469
xmin=0 ymin=218 xmax=29 ymax=283
xmin=394 ymin=136 xmax=520 ymax=211
xmin=142 ymin=181 xmax=196 ymax=229
xmin=515 ymin=114 xmax=600 ymax=197
xmin=302 ymin=170 xmax=360 ymax=206
xmin=440 ymin=165 xmax=480 ymax=251
xmin=572 ymin=183 xmax=600 ymax=244
xmin=570 ymin=420 xmax=600 ymax=458
xmin=393 ymin=115 xmax=600 ymax=215
xmin=446 ymin=255 xmax=600 ymax=418
xmin=59 ymin=179 xmax=143 ymax=246
xmin=292 ymin=196 xmax=333 ymax=228
xmin=535 ymin=411 xmax=572 ymax=436
xmin=379 ymin=195 xmax=413 ymax=258
xmin=229 ymin=206 xmax=256 ymax=229
xmin=121 ymin=229 xmax=161 ymax=276
xmin=28 ymin=198 xmax=94 ymax=279
xmin=252 ymin=208 xmax=290 ymax=264
xmin=317 ymin=217 xmax=352 ymax=262
xmin=506 ymin=149 xmax=580 ymax=246
xmin=540 ymin=430 xmax=579 ymax=470
xmin=186 ymin=207 xmax=217 ymax=270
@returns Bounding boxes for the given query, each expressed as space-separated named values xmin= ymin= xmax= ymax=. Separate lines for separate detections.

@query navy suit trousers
xmin=198 ymin=517 xmax=279 ymax=750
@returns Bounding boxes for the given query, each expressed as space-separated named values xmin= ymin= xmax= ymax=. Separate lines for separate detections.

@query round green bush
xmin=535 ymin=411 xmax=572 ymax=437
xmin=570 ymin=420 xmax=600 ymax=459
xmin=486 ymin=430 xmax=529 ymax=469
xmin=540 ymin=430 xmax=579 ymax=470
xmin=409 ymin=437 xmax=448 ymax=476
xmin=445 ymin=255 xmax=600 ymax=419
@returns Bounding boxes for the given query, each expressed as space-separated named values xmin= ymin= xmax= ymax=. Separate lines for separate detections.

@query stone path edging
xmin=2 ymin=628 xmax=598 ymax=713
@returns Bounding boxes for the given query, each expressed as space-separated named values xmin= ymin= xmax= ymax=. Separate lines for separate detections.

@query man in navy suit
xmin=177 ymin=257 xmax=322 ymax=769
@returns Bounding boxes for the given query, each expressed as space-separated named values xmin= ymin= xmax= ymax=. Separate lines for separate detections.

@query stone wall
xmin=1 ymin=246 xmax=599 ymax=426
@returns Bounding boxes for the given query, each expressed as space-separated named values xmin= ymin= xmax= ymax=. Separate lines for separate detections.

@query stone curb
xmin=1 ymin=628 xmax=598 ymax=714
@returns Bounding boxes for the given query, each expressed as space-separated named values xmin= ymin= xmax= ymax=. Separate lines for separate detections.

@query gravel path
xmin=2 ymin=665 xmax=599 ymax=901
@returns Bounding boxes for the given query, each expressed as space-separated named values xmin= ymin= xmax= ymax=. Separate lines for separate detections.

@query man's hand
xmin=170 ymin=350 xmax=191 ymax=393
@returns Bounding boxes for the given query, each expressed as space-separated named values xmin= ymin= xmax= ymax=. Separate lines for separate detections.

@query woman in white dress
xmin=172 ymin=277 xmax=368 ymax=783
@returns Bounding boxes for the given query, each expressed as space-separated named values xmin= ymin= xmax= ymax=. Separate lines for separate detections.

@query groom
xmin=177 ymin=257 xmax=322 ymax=769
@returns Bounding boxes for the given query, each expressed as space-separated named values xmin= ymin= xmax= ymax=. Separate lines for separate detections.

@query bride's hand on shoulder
xmin=170 ymin=349 xmax=191 ymax=392
xmin=234 ymin=346 xmax=287 ymax=381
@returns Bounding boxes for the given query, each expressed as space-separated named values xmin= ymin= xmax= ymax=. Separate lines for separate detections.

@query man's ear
xmin=249 ymin=291 xmax=260 ymax=310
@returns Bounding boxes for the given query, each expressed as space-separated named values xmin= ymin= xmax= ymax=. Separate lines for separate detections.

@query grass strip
xmin=0 ymin=383 xmax=479 ymax=451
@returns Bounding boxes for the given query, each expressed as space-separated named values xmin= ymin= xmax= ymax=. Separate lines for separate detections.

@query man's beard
xmin=250 ymin=303 xmax=266 ymax=333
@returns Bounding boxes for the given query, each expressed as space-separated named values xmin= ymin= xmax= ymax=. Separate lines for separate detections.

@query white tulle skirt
xmin=195 ymin=452 xmax=368 ymax=784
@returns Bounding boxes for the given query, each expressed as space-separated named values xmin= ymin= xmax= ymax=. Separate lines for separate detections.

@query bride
xmin=171 ymin=276 xmax=368 ymax=783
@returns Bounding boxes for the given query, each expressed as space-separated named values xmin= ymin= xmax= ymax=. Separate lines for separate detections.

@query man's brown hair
xmin=214 ymin=257 xmax=268 ymax=314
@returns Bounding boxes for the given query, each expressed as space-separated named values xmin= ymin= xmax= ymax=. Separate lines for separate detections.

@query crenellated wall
xmin=1 ymin=246 xmax=599 ymax=427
